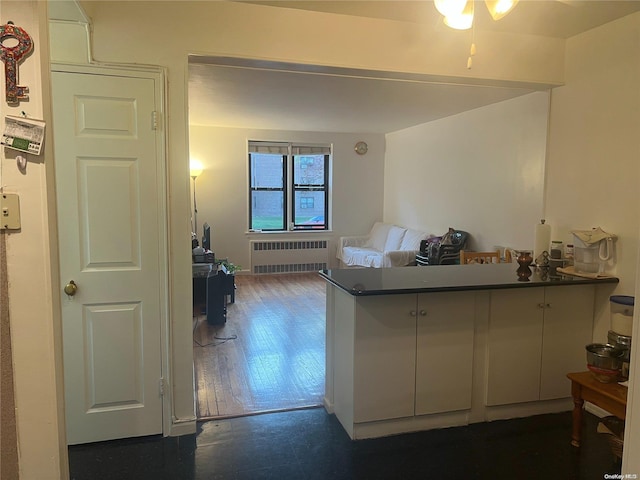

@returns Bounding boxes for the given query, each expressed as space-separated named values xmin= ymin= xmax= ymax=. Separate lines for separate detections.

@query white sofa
xmin=337 ymin=222 xmax=432 ymax=268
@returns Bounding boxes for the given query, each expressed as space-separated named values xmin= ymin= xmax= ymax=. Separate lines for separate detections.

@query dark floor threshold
xmin=197 ymin=403 xmax=324 ymax=422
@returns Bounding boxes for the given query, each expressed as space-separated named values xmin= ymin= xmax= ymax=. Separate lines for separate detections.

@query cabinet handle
xmin=419 ymin=310 xmax=427 ymax=316
xmin=546 ymin=303 xmax=552 ymax=308
xmin=538 ymin=303 xmax=545 ymax=309
xmin=410 ymin=310 xmax=417 ymax=317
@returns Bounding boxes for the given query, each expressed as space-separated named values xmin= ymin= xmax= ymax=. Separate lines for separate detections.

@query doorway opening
xmin=192 ymin=272 xmax=326 ymax=419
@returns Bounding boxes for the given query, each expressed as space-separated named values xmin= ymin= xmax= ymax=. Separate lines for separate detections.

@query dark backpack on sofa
xmin=420 ymin=229 xmax=469 ymax=265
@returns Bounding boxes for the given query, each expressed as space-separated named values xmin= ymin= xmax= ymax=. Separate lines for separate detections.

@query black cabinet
xmin=205 ymin=271 xmax=227 ymax=325
xmin=193 ymin=264 xmax=234 ymax=325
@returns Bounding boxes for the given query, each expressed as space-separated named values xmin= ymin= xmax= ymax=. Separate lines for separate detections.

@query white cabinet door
xmin=486 ymin=288 xmax=545 ymax=406
xmin=416 ymin=292 xmax=475 ymax=415
xmin=487 ymin=285 xmax=596 ymax=406
xmin=540 ymin=285 xmax=594 ymax=400
xmin=353 ymin=295 xmax=417 ymax=423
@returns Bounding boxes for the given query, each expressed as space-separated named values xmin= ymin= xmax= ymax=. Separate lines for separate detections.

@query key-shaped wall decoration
xmin=0 ymin=22 xmax=33 ymax=104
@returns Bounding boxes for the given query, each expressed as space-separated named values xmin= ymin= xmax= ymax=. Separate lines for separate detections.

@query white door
xmin=52 ymin=68 xmax=165 ymax=445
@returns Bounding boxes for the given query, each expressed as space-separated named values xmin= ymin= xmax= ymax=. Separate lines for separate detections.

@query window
xmin=249 ymin=142 xmax=330 ymax=231
xmin=300 ymin=197 xmax=314 ymax=209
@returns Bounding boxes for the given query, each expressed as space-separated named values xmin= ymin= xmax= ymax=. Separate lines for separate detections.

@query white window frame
xmin=248 ymin=141 xmax=331 ymax=232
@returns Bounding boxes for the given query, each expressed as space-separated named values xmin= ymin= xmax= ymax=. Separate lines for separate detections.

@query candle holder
xmin=516 ymin=250 xmax=533 ymax=281
xmin=535 ymin=251 xmax=550 ymax=268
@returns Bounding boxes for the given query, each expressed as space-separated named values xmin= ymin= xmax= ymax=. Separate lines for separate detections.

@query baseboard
xmin=585 ymin=402 xmax=612 ymax=418
xmin=352 ymin=411 xmax=469 ymax=440
xmin=483 ymin=398 xmax=573 ymax=423
xmin=168 ymin=419 xmax=197 ymax=437
xmin=323 ymin=397 xmax=334 ymax=414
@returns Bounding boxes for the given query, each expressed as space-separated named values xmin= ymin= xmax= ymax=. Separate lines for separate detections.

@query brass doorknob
xmin=64 ymin=280 xmax=78 ymax=296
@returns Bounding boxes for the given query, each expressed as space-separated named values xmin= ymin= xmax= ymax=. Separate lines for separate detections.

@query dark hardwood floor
xmin=193 ymin=272 xmax=326 ymax=419
xmin=69 ymin=408 xmax=622 ymax=480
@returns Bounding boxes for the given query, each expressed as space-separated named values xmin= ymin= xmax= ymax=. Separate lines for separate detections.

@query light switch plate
xmin=1 ymin=193 xmax=21 ymax=230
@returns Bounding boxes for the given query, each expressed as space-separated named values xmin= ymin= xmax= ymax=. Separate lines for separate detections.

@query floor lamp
xmin=190 ymin=161 xmax=203 ymax=237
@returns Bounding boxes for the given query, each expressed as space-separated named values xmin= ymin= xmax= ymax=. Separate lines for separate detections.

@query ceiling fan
xmin=434 ymin=0 xmax=584 ymax=30
xmin=433 ymin=0 xmax=519 ymax=30
xmin=433 ymin=0 xmax=525 ymax=68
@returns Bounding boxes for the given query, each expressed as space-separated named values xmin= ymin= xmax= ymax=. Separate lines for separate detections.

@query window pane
xmin=294 ymin=155 xmax=325 ymax=186
xmin=251 ymin=191 xmax=285 ymax=230
xmin=251 ymin=153 xmax=284 ymax=188
xmin=294 ymin=191 xmax=325 ymax=227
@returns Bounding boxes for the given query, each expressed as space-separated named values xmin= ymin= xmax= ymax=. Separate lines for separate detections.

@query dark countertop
xmin=319 ymin=263 xmax=619 ymax=296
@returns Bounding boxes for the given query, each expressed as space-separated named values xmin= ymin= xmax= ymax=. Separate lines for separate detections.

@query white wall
xmin=188 ymin=126 xmax=385 ymax=269
xmin=546 ymin=13 xmax=640 ymax=343
xmin=384 ymin=92 xmax=549 ymax=251
xmin=542 ymin=14 xmax=640 ymax=473
xmin=81 ymin=1 xmax=566 ymax=88
xmin=48 ymin=20 xmax=90 ymax=64
xmin=1 ymin=1 xmax=68 ymax=478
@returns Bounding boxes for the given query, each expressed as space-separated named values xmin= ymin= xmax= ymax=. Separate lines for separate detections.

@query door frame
xmin=51 ymin=62 xmax=173 ymax=437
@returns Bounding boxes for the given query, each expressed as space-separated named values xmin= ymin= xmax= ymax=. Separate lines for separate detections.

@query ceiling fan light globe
xmin=434 ymin=0 xmax=467 ymax=18
xmin=443 ymin=1 xmax=474 ymax=30
xmin=485 ymin=0 xmax=518 ymax=21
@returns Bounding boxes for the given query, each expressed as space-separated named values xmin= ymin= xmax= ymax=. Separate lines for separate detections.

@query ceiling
xmin=188 ymin=60 xmax=539 ymax=134
xmin=187 ymin=1 xmax=640 ymax=133
xmin=238 ymin=0 xmax=640 ymax=38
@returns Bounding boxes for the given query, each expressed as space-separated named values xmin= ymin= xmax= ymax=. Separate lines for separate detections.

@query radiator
xmin=250 ymin=239 xmax=329 ymax=274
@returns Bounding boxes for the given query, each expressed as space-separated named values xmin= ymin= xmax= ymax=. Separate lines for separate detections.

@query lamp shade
xmin=190 ymin=160 xmax=203 ymax=179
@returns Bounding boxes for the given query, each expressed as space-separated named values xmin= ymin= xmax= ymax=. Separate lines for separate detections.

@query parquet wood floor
xmin=193 ymin=272 xmax=326 ymax=419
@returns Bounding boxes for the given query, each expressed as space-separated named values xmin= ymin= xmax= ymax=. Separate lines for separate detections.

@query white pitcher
xmin=572 ymin=228 xmax=616 ymax=274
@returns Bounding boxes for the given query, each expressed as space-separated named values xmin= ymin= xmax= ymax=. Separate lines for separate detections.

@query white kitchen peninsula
xmin=320 ymin=264 xmax=618 ymax=440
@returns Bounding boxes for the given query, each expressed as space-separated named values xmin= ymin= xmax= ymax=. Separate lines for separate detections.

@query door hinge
xmin=159 ymin=377 xmax=166 ymax=396
xmin=151 ymin=111 xmax=159 ymax=130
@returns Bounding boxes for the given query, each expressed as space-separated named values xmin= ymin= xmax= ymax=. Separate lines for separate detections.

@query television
xmin=202 ymin=223 xmax=211 ymax=251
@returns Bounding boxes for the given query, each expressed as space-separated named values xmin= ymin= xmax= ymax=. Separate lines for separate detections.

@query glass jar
xmin=550 ymin=240 xmax=563 ymax=259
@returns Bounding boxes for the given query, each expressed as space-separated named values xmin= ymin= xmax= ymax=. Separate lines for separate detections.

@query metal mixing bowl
xmin=586 ymin=343 xmax=625 ymax=371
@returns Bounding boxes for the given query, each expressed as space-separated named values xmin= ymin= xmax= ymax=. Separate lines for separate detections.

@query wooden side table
xmin=567 ymin=371 xmax=628 ymax=447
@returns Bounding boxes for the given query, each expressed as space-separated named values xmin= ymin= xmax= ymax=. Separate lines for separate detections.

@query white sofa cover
xmin=337 ymin=222 xmax=432 ymax=268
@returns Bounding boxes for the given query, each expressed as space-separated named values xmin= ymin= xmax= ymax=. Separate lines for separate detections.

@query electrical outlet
xmin=0 ymin=193 xmax=21 ymax=230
